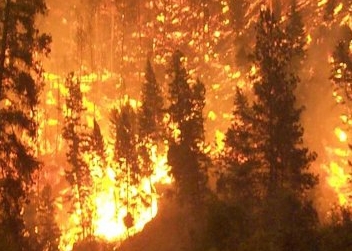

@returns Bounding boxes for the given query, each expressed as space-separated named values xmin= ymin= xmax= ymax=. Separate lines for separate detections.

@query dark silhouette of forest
xmin=1 ymin=1 xmax=352 ymax=251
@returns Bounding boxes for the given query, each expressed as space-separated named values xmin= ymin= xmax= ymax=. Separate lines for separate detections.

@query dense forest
xmin=1 ymin=0 xmax=352 ymax=251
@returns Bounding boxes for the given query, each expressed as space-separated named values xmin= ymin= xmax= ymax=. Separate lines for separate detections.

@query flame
xmin=58 ymin=142 xmax=172 ymax=251
xmin=318 ymin=0 xmax=328 ymax=7
xmin=307 ymin=34 xmax=312 ymax=45
xmin=334 ymin=127 xmax=348 ymax=142
xmin=40 ymin=72 xmax=173 ymax=251
xmin=325 ymin=126 xmax=351 ymax=207
xmin=333 ymin=3 xmax=343 ymax=16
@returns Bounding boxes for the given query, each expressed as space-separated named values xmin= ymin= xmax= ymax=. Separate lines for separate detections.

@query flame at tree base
xmin=58 ymin=144 xmax=172 ymax=251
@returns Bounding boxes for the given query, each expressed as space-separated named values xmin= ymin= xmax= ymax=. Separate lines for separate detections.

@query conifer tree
xmin=110 ymin=102 xmax=139 ymax=228
xmin=111 ymin=102 xmax=139 ymax=184
xmin=36 ymin=185 xmax=61 ymax=251
xmin=167 ymin=50 xmax=208 ymax=206
xmin=139 ymin=59 xmax=164 ymax=142
xmin=0 ymin=0 xmax=51 ymax=249
xmin=253 ymin=8 xmax=317 ymax=196
xmin=62 ymin=72 xmax=92 ymax=238
xmin=138 ymin=59 xmax=165 ymax=192
xmin=331 ymin=39 xmax=352 ymax=103
xmin=216 ymin=87 xmax=261 ymax=250
xmin=219 ymin=87 xmax=260 ymax=202
xmin=286 ymin=0 xmax=307 ymax=71
xmin=245 ymin=7 xmax=318 ymax=251
xmin=90 ymin=119 xmax=105 ymax=162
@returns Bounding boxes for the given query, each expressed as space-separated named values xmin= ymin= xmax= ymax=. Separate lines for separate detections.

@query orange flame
xmin=40 ymin=73 xmax=172 ymax=251
xmin=324 ymin=126 xmax=351 ymax=207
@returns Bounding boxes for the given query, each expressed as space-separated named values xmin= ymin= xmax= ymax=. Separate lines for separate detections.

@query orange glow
xmin=333 ymin=3 xmax=343 ymax=16
xmin=317 ymin=0 xmax=328 ymax=7
xmin=307 ymin=34 xmax=312 ymax=45
xmin=325 ymin=162 xmax=349 ymax=206
xmin=41 ymin=73 xmax=172 ymax=251
xmin=324 ymin=126 xmax=351 ymax=208
xmin=58 ymin=142 xmax=172 ymax=251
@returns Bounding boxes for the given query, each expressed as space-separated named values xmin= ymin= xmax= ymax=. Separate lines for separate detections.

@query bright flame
xmin=325 ymin=126 xmax=351 ymax=208
xmin=58 ymin=142 xmax=172 ymax=251
xmin=41 ymin=72 xmax=173 ymax=251
xmin=333 ymin=3 xmax=343 ymax=16
xmin=334 ymin=127 xmax=348 ymax=142
xmin=325 ymin=162 xmax=349 ymax=206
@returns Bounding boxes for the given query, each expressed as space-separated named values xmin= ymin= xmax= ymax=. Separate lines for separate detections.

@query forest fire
xmin=59 ymin=144 xmax=171 ymax=251
xmin=39 ymin=73 xmax=173 ymax=251
xmin=1 ymin=1 xmax=352 ymax=251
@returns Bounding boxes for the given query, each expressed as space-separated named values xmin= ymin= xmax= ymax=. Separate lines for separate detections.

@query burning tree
xmin=110 ymin=101 xmax=140 ymax=229
xmin=62 ymin=73 xmax=93 ymax=239
xmin=0 ymin=0 xmax=51 ymax=250
xmin=138 ymin=59 xmax=165 ymax=196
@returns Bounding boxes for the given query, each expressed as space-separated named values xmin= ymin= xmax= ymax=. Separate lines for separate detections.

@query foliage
xmin=90 ymin=119 xmax=106 ymax=162
xmin=110 ymin=101 xmax=140 ymax=219
xmin=319 ymin=206 xmax=352 ymax=251
xmin=139 ymin=59 xmax=165 ymax=141
xmin=285 ymin=0 xmax=307 ymax=71
xmin=253 ymin=7 xmax=317 ymax=195
xmin=62 ymin=72 xmax=92 ymax=238
xmin=110 ymin=102 xmax=139 ymax=183
xmin=36 ymin=185 xmax=61 ymax=251
xmin=0 ymin=0 xmax=51 ymax=250
xmin=167 ymin=50 xmax=209 ymax=207
xmin=331 ymin=38 xmax=352 ymax=103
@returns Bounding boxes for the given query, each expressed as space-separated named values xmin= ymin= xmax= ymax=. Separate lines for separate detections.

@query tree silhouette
xmin=62 ymin=72 xmax=92 ymax=238
xmin=167 ymin=50 xmax=208 ymax=206
xmin=246 ymin=7 xmax=318 ymax=250
xmin=36 ymin=185 xmax=61 ymax=251
xmin=0 ymin=0 xmax=51 ymax=249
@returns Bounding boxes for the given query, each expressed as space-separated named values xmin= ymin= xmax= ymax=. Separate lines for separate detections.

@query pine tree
xmin=216 ymin=87 xmax=261 ymax=250
xmin=139 ymin=59 xmax=164 ymax=141
xmin=88 ymin=118 xmax=105 ymax=198
xmin=111 ymin=102 xmax=139 ymax=184
xmin=167 ymin=50 xmax=208 ymax=206
xmin=0 ymin=0 xmax=51 ymax=250
xmin=36 ymin=185 xmax=61 ymax=251
xmin=219 ymin=87 xmax=260 ymax=202
xmin=138 ymin=59 xmax=165 ymax=195
xmin=285 ymin=0 xmax=307 ymax=71
xmin=245 ymin=7 xmax=318 ymax=251
xmin=331 ymin=39 xmax=352 ymax=103
xmin=62 ymin=72 xmax=92 ymax=239
xmin=253 ymin=8 xmax=317 ymax=196
xmin=90 ymin=119 xmax=105 ymax=162
xmin=110 ymin=101 xmax=139 ymax=228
